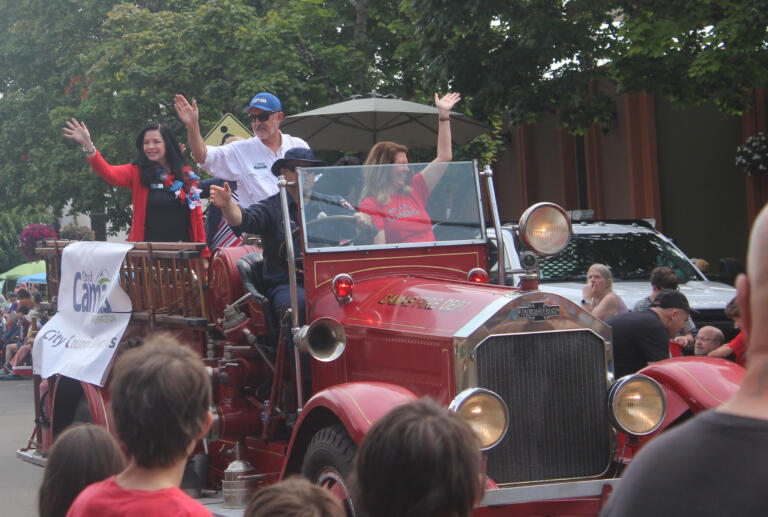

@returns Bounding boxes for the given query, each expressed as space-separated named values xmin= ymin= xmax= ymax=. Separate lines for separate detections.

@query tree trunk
xmin=90 ymin=211 xmax=107 ymax=241
xmin=350 ymin=0 xmax=368 ymax=92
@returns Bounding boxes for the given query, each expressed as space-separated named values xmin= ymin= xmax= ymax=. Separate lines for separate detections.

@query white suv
xmin=496 ymin=219 xmax=738 ymax=337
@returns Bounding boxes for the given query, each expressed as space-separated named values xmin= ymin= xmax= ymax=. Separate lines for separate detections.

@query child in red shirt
xmin=67 ymin=334 xmax=213 ymax=517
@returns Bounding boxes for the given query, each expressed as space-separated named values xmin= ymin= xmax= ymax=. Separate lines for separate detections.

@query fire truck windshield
xmin=299 ymin=161 xmax=485 ymax=250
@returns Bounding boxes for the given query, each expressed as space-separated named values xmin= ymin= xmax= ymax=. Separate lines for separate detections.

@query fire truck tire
xmin=72 ymin=395 xmax=93 ymax=424
xmin=302 ymin=424 xmax=358 ymax=516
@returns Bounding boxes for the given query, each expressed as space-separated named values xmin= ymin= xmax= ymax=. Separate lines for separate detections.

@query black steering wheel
xmin=279 ymin=215 xmax=376 ymax=265
xmin=305 ymin=215 xmax=375 ymax=247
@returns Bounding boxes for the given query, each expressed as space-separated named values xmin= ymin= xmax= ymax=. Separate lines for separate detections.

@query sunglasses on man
xmin=248 ymin=112 xmax=274 ymax=123
xmin=282 ymin=164 xmax=317 ymax=173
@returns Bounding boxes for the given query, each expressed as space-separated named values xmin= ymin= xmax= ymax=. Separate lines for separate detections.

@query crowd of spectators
xmin=600 ymin=204 xmax=768 ymax=516
xmin=0 ymin=285 xmax=47 ymax=377
xmin=579 ymin=263 xmax=746 ymax=374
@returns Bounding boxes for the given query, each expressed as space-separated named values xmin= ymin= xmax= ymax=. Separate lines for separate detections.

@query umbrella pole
xmin=372 ymin=113 xmax=377 ymax=147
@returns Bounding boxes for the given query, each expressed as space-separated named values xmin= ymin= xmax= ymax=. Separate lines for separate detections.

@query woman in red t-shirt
xmin=358 ymin=93 xmax=461 ymax=245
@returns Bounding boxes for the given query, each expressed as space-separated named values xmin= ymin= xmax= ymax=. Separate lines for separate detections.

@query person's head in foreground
xmin=245 ymin=476 xmax=344 ymax=517
xmin=38 ymin=424 xmax=125 ymax=517
xmin=111 ymin=332 xmax=212 ymax=469
xmin=352 ymin=398 xmax=484 ymax=517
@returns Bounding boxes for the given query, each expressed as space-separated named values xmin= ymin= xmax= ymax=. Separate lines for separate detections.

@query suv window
xmin=539 ymin=232 xmax=702 ymax=282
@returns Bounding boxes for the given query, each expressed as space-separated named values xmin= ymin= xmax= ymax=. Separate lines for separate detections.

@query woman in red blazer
xmin=63 ymin=118 xmax=209 ymax=257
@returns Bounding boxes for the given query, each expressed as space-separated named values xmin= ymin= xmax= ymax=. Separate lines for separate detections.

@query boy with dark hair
xmin=352 ymin=398 xmax=484 ymax=517
xmin=245 ymin=476 xmax=344 ymax=517
xmin=67 ymin=333 xmax=213 ymax=516
xmin=649 ymin=266 xmax=679 ymax=291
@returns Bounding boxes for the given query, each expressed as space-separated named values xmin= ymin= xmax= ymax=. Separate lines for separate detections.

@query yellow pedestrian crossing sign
xmin=203 ymin=113 xmax=252 ymax=146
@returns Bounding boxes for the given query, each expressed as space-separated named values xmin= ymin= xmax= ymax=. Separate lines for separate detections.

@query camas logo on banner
xmin=72 ymin=270 xmax=113 ymax=313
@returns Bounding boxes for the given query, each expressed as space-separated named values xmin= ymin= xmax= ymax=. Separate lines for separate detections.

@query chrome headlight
xmin=518 ymin=202 xmax=572 ymax=256
xmin=608 ymin=375 xmax=667 ymax=436
xmin=449 ymin=388 xmax=509 ymax=450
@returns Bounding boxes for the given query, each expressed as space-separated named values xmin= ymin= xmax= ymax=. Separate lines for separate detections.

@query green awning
xmin=0 ymin=260 xmax=46 ymax=280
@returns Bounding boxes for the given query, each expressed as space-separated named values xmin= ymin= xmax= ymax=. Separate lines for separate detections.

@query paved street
xmin=0 ymin=376 xmax=240 ymax=516
xmin=0 ymin=377 xmax=43 ymax=516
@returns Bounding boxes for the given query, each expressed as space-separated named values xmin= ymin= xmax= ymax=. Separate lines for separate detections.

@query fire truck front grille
xmin=476 ymin=330 xmax=611 ymax=484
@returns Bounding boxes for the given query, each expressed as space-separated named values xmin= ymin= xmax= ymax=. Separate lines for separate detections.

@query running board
xmin=17 ymin=448 xmax=46 ymax=467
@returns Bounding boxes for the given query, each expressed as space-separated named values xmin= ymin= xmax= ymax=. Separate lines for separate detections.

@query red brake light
xmin=467 ymin=268 xmax=489 ymax=283
xmin=332 ymin=274 xmax=354 ymax=301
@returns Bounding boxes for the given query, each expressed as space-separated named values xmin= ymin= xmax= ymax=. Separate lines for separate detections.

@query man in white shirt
xmin=174 ymin=92 xmax=309 ymax=207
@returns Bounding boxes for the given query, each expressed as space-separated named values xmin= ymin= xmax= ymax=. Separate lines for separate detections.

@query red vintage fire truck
xmin=18 ymin=160 xmax=744 ymax=515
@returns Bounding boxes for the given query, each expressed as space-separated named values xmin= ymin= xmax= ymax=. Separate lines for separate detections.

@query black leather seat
xmin=236 ymin=252 xmax=277 ymax=336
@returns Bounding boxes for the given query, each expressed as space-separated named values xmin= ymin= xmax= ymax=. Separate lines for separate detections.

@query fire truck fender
xmin=281 ymin=382 xmax=417 ymax=476
xmin=639 ymin=356 xmax=745 ymax=430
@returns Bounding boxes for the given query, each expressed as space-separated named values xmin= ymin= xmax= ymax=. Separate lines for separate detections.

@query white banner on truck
xmin=33 ymin=241 xmax=133 ymax=386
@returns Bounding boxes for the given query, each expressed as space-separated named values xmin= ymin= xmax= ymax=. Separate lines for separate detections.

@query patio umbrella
xmin=0 ymin=260 xmax=45 ymax=281
xmin=281 ymin=93 xmax=491 ymax=151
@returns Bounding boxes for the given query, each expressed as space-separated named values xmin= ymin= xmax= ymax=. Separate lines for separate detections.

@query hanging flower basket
xmin=735 ymin=132 xmax=768 ymax=176
xmin=18 ymin=223 xmax=58 ymax=262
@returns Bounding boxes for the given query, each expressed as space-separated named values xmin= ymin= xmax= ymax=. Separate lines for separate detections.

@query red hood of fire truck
xmin=309 ymin=274 xmax=604 ymax=339
xmin=306 ymin=267 xmax=612 ymax=406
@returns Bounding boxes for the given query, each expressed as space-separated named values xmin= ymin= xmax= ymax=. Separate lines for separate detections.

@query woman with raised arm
xmin=358 ymin=92 xmax=460 ymax=244
xmin=62 ymin=119 xmax=209 ymax=256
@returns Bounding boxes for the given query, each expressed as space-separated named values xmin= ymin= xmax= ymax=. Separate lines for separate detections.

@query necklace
xmin=153 ymin=167 xmax=202 ymax=210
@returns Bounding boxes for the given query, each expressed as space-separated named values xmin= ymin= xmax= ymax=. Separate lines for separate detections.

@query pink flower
xmin=19 ymin=223 xmax=57 ymax=262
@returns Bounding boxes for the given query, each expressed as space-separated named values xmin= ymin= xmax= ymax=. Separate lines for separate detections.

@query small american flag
xmin=210 ymin=190 xmax=242 ymax=251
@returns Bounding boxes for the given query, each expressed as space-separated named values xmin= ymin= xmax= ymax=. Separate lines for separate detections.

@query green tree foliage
xmin=0 ymin=0 xmax=124 ymax=231
xmin=405 ymin=0 xmax=768 ymax=133
xmin=404 ymin=0 xmax=618 ymax=133
xmin=611 ymin=0 xmax=768 ymax=114
xmin=1 ymin=0 xmax=468 ymax=234
xmin=3 ymin=0 xmax=763 ymax=233
xmin=0 ymin=207 xmax=52 ymax=272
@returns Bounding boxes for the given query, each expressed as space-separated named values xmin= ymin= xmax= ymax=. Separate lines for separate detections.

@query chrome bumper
xmin=480 ymin=478 xmax=620 ymax=506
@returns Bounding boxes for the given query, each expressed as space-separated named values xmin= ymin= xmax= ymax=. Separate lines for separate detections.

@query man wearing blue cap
xmin=174 ymin=92 xmax=309 ymax=208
